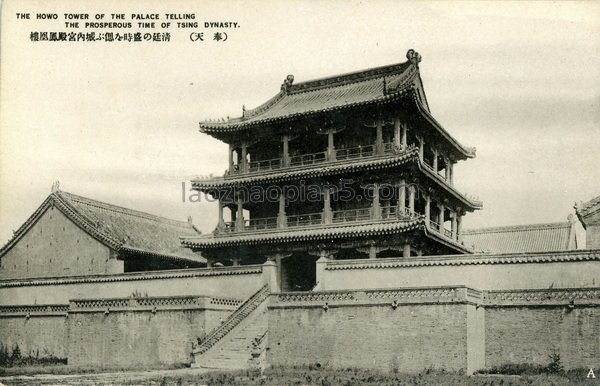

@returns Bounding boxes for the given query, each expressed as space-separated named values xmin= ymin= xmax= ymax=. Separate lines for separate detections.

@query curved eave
xmin=424 ymin=227 xmax=473 ymax=254
xmin=118 ymin=246 xmax=206 ymax=265
xmin=417 ymin=161 xmax=483 ymax=211
xmin=414 ymin=102 xmax=476 ymax=159
xmin=198 ymin=85 xmax=416 ymax=134
xmin=181 ymin=218 xmax=425 ymax=249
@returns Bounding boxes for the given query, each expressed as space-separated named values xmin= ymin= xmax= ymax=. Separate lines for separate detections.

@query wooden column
xmin=408 ymin=185 xmax=415 ymax=213
xmin=327 ymin=128 xmax=336 ymax=161
xmin=218 ymin=200 xmax=225 ymax=229
xmin=393 ymin=118 xmax=401 ymax=147
xmin=457 ymin=213 xmax=463 ymax=241
xmin=371 ymin=183 xmax=381 ymax=220
xmin=398 ymin=179 xmax=406 ymax=212
xmin=438 ymin=203 xmax=445 ymax=230
xmin=444 ymin=158 xmax=450 ymax=180
xmin=369 ymin=245 xmax=377 ymax=259
xmin=241 ymin=142 xmax=248 ymax=172
xmin=236 ymin=195 xmax=244 ymax=230
xmin=232 ymin=257 xmax=240 ymax=266
xmin=451 ymin=211 xmax=458 ymax=239
xmin=375 ymin=118 xmax=383 ymax=155
xmin=424 ymin=193 xmax=431 ymax=223
xmin=449 ymin=162 xmax=454 ymax=184
xmin=432 ymin=148 xmax=438 ymax=173
xmin=228 ymin=143 xmax=234 ymax=172
xmin=277 ymin=192 xmax=287 ymax=228
xmin=418 ymin=137 xmax=424 ymax=161
xmin=282 ymin=134 xmax=290 ymax=167
xmin=401 ymin=123 xmax=408 ymax=148
xmin=322 ymin=186 xmax=332 ymax=224
xmin=403 ymin=243 xmax=411 ymax=257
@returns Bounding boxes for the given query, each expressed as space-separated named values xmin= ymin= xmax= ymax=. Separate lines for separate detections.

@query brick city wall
xmin=0 ymin=295 xmax=242 ymax=366
xmin=267 ymin=287 xmax=484 ymax=374
xmin=316 ymin=251 xmax=600 ymax=291
xmin=0 ymin=305 xmax=69 ymax=360
xmin=0 ymin=265 xmax=264 ymax=306
xmin=268 ymin=287 xmax=599 ymax=373
xmin=0 ymin=207 xmax=121 ymax=280
xmin=484 ymin=288 xmax=600 ymax=370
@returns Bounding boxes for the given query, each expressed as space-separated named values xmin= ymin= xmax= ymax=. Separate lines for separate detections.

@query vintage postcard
xmin=0 ymin=1 xmax=598 ymax=384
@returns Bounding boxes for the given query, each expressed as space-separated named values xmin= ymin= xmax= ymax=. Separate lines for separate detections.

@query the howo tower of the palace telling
xmin=182 ymin=50 xmax=482 ymax=291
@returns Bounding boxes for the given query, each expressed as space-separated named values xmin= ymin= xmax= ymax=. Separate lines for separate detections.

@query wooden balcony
xmin=230 ymin=142 xmax=401 ymax=176
xmin=428 ymin=219 xmax=455 ymax=240
xmin=217 ymin=205 xmax=420 ymax=235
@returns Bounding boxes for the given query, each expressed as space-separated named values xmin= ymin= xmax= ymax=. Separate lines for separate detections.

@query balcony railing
xmin=381 ymin=205 xmax=415 ymax=220
xmin=289 ymin=151 xmax=327 ymax=167
xmin=287 ymin=212 xmax=323 ymax=227
xmin=218 ymin=205 xmax=421 ymax=235
xmin=248 ymin=158 xmax=282 ymax=173
xmin=428 ymin=219 xmax=455 ymax=240
xmin=422 ymin=161 xmax=447 ymax=181
xmin=335 ymin=144 xmax=376 ymax=160
xmin=230 ymin=142 xmax=400 ymax=175
xmin=332 ymin=207 xmax=371 ymax=223
xmin=245 ymin=217 xmax=278 ymax=231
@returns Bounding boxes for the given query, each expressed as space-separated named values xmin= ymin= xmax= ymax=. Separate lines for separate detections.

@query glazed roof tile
xmin=200 ymin=60 xmax=416 ymax=131
xmin=199 ymin=50 xmax=475 ymax=158
xmin=462 ymin=222 xmax=576 ymax=254
xmin=0 ymin=189 xmax=205 ymax=263
xmin=181 ymin=218 xmax=424 ymax=248
xmin=181 ymin=216 xmax=471 ymax=253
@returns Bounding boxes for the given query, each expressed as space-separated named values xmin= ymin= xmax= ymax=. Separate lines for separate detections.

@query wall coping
xmin=270 ymin=286 xmax=481 ymax=309
xmin=270 ymin=286 xmax=600 ymax=309
xmin=0 ymin=294 xmax=245 ymax=316
xmin=0 ymin=303 xmax=69 ymax=317
xmin=0 ymin=265 xmax=263 ymax=288
xmin=324 ymin=249 xmax=600 ymax=270
xmin=483 ymin=287 xmax=600 ymax=307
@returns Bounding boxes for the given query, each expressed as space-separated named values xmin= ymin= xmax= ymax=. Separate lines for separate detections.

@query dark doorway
xmin=280 ymin=252 xmax=318 ymax=292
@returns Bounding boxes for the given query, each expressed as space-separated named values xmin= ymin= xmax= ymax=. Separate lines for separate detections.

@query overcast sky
xmin=1 ymin=1 xmax=599 ymax=244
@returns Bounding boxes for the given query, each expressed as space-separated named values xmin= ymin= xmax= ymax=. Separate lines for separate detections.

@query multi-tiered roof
xmin=183 ymin=50 xmax=481 ymax=263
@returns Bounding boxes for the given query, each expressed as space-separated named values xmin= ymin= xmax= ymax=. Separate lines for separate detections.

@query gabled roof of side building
xmin=0 ymin=188 xmax=205 ymax=264
xmin=462 ymin=220 xmax=578 ymax=254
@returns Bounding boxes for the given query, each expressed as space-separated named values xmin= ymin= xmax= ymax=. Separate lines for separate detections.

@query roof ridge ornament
xmin=406 ymin=49 xmax=422 ymax=68
xmin=51 ymin=180 xmax=60 ymax=193
xmin=281 ymin=74 xmax=294 ymax=93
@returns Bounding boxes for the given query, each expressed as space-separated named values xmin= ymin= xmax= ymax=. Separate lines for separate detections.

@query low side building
xmin=0 ymin=185 xmax=205 ymax=280
xmin=462 ymin=216 xmax=580 ymax=254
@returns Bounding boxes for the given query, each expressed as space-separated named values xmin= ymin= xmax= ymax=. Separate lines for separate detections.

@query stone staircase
xmin=191 ymin=285 xmax=270 ymax=370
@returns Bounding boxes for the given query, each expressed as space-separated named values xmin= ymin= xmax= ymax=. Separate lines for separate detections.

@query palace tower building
xmin=182 ymin=50 xmax=482 ymax=291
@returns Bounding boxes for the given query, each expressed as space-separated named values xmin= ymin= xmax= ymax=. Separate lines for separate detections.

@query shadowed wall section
xmin=267 ymin=287 xmax=599 ymax=373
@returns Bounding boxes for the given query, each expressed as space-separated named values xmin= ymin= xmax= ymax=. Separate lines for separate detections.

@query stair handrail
xmin=193 ymin=284 xmax=270 ymax=355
